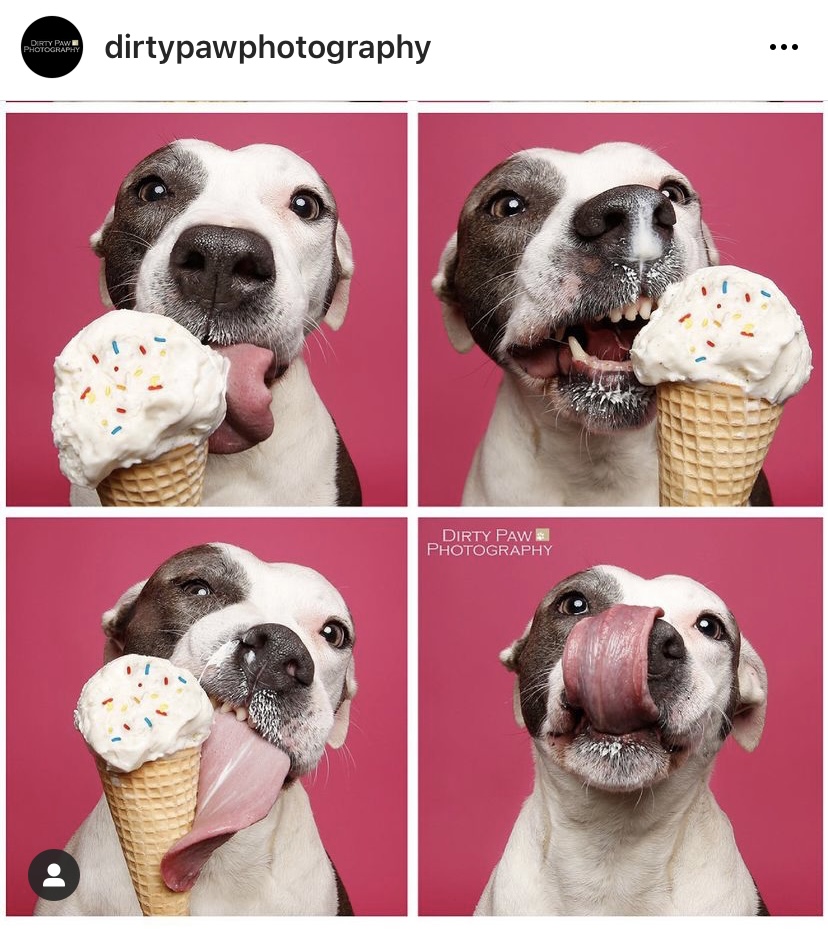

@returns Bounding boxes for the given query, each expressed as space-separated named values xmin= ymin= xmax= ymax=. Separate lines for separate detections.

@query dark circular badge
xmin=21 ymin=17 xmax=83 ymax=78
xmin=28 ymin=849 xmax=81 ymax=901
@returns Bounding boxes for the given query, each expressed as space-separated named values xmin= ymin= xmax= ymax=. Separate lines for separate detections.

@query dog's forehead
xmin=590 ymin=565 xmax=730 ymax=618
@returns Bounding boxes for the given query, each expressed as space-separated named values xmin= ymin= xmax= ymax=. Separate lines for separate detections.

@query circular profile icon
xmin=21 ymin=17 xmax=83 ymax=78
xmin=28 ymin=849 xmax=80 ymax=902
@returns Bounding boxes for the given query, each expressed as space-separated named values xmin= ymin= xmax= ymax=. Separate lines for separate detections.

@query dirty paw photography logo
xmin=426 ymin=527 xmax=554 ymax=558
xmin=21 ymin=16 xmax=83 ymax=78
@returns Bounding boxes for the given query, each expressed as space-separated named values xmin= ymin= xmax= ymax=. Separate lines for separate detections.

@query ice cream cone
xmin=96 ymin=747 xmax=200 ymax=916
xmin=96 ymin=442 xmax=207 ymax=507
xmin=656 ymin=382 xmax=783 ymax=506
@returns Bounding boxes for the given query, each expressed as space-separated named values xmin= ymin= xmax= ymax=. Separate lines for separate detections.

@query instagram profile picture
xmin=21 ymin=17 xmax=83 ymax=78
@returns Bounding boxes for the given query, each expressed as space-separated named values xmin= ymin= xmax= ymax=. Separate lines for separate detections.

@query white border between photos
xmin=0 ymin=97 xmax=825 ymax=926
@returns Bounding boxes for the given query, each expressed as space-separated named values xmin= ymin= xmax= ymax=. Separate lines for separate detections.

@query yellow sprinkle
xmin=690 ymin=346 xmax=696 ymax=354
xmin=150 ymin=375 xmax=161 ymax=386
xmin=683 ymin=319 xmax=692 ymax=329
xmin=150 ymin=693 xmax=159 ymax=699
xmin=134 ymin=368 xmax=143 ymax=377
xmin=743 ymin=323 xmax=755 ymax=331
xmin=160 ymin=349 xmax=167 ymax=357
xmin=105 ymin=703 xmax=113 ymax=712
xmin=120 ymin=704 xmax=128 ymax=713
xmin=101 ymin=419 xmax=108 ymax=427
xmin=760 ymin=303 xmax=768 ymax=310
xmin=701 ymin=318 xmax=709 ymax=328
xmin=713 ymin=320 xmax=722 ymax=328
xmin=116 ymin=384 xmax=126 ymax=391
xmin=176 ymin=687 xmax=183 ymax=694
xmin=733 ymin=313 xmax=742 ymax=320
xmin=107 ymin=727 xmax=113 ymax=734
xmin=87 ymin=392 xmax=96 ymax=404
xmin=159 ymin=703 xmax=169 ymax=712
xmin=105 ymin=386 xmax=111 ymax=397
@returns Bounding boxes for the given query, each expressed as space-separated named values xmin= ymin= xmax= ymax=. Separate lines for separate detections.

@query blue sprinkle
xmin=112 ymin=340 xmax=120 ymax=354
xmin=154 ymin=336 xmax=167 ymax=343
xmin=722 ymin=281 xmax=728 ymax=294
xmin=177 ymin=675 xmax=187 ymax=684
xmin=111 ymin=737 xmax=122 ymax=742
xmin=760 ymin=290 xmax=771 ymax=298
xmin=144 ymin=663 xmax=151 ymax=675
xmin=695 ymin=356 xmax=707 ymax=363
xmin=111 ymin=426 xmax=123 ymax=435
xmin=144 ymin=717 xmax=153 ymax=728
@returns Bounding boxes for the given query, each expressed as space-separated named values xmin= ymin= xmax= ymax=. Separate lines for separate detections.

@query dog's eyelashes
xmin=659 ymin=181 xmax=692 ymax=205
xmin=320 ymin=619 xmax=350 ymax=649
xmin=290 ymin=190 xmax=323 ymax=221
xmin=557 ymin=591 xmax=590 ymax=616
xmin=487 ymin=191 xmax=527 ymax=219
xmin=136 ymin=176 xmax=170 ymax=202
xmin=694 ymin=613 xmax=725 ymax=640
xmin=180 ymin=578 xmax=214 ymax=597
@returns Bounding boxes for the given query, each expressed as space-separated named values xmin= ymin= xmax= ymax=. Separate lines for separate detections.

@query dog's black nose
xmin=647 ymin=617 xmax=687 ymax=705
xmin=170 ymin=224 xmax=275 ymax=310
xmin=572 ymin=185 xmax=676 ymax=262
xmin=239 ymin=623 xmax=315 ymax=691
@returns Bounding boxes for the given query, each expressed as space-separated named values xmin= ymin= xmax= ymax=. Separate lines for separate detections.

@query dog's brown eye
xmin=659 ymin=182 xmax=691 ymax=205
xmin=320 ymin=619 xmax=350 ymax=649
xmin=137 ymin=177 xmax=170 ymax=202
xmin=181 ymin=579 xmax=213 ymax=597
xmin=695 ymin=614 xmax=724 ymax=640
xmin=290 ymin=190 xmax=323 ymax=220
xmin=488 ymin=192 xmax=526 ymax=218
xmin=558 ymin=592 xmax=589 ymax=615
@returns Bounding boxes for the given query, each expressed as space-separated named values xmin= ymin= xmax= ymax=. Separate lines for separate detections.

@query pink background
xmin=6 ymin=517 xmax=407 ymax=916
xmin=419 ymin=113 xmax=823 ymax=506
xmin=6 ymin=112 xmax=407 ymax=506
xmin=419 ymin=517 xmax=822 ymax=915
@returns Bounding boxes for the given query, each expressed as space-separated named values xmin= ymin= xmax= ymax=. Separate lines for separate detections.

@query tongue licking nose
xmin=209 ymin=344 xmax=278 ymax=454
xmin=562 ymin=605 xmax=663 ymax=735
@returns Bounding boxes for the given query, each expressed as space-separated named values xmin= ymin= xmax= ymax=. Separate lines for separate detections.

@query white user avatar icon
xmin=42 ymin=863 xmax=65 ymax=888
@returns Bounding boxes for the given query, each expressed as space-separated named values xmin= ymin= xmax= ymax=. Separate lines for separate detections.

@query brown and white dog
xmin=71 ymin=139 xmax=360 ymax=506
xmin=35 ymin=543 xmax=357 ymax=916
xmin=478 ymin=565 xmax=768 ymax=915
xmin=434 ymin=142 xmax=770 ymax=506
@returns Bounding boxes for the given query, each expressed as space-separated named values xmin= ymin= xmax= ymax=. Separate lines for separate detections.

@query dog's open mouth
xmin=507 ymin=296 xmax=655 ymax=383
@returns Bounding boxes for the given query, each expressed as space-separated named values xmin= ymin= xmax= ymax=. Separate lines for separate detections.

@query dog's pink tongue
xmin=208 ymin=344 xmax=277 ymax=454
xmin=562 ymin=605 xmax=663 ymax=734
xmin=161 ymin=711 xmax=290 ymax=892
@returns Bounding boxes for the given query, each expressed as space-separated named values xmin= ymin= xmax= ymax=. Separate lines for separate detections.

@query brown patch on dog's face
xmin=106 ymin=544 xmax=250 ymax=656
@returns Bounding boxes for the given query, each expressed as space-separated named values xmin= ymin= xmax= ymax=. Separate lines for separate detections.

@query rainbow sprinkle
xmin=144 ymin=717 xmax=153 ymax=728
xmin=740 ymin=331 xmax=755 ymax=338
xmin=722 ymin=281 xmax=729 ymax=294
xmin=695 ymin=356 xmax=707 ymax=363
xmin=178 ymin=676 xmax=187 ymax=684
xmin=112 ymin=341 xmax=120 ymax=355
xmin=761 ymin=290 xmax=771 ymax=298
xmin=110 ymin=426 xmax=122 ymax=435
xmin=154 ymin=336 xmax=167 ymax=343
xmin=111 ymin=737 xmax=122 ymax=742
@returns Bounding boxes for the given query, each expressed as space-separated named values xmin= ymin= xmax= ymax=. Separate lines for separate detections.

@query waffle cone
xmin=656 ymin=382 xmax=782 ymax=506
xmin=96 ymin=442 xmax=207 ymax=507
xmin=96 ymin=748 xmax=200 ymax=916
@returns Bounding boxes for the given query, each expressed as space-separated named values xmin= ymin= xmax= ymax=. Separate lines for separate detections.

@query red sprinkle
xmin=123 ymin=724 xmax=131 ymax=730
xmin=701 ymin=286 xmax=707 ymax=296
xmin=138 ymin=682 xmax=143 ymax=688
xmin=147 ymin=385 xmax=164 ymax=391
xmin=745 ymin=293 xmax=751 ymax=302
xmin=139 ymin=345 xmax=147 ymax=355
xmin=92 ymin=354 xmax=100 ymax=364
xmin=740 ymin=331 xmax=755 ymax=337
xmin=114 ymin=366 xmax=119 ymax=372
xmin=164 ymin=677 xmax=169 ymax=685
xmin=156 ymin=710 xmax=168 ymax=716
xmin=116 ymin=408 xmax=126 ymax=414
xmin=80 ymin=387 xmax=91 ymax=400
xmin=101 ymin=698 xmax=113 ymax=705
xmin=706 ymin=341 xmax=715 ymax=347
xmin=678 ymin=313 xmax=691 ymax=323
xmin=126 ymin=666 xmax=132 ymax=675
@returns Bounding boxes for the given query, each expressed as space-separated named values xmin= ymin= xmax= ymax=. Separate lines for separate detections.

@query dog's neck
xmin=511 ymin=747 xmax=754 ymax=915
xmin=467 ymin=375 xmax=658 ymax=505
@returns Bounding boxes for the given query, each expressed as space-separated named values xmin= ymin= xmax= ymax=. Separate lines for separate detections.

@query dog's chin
xmin=544 ymin=726 xmax=689 ymax=793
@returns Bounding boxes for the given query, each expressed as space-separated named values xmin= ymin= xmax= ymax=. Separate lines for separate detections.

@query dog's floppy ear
xmin=731 ymin=635 xmax=767 ymax=752
xmin=701 ymin=220 xmax=719 ymax=266
xmin=327 ymin=658 xmax=357 ymax=748
xmin=500 ymin=621 xmax=532 ymax=729
xmin=101 ymin=580 xmax=147 ymax=663
xmin=324 ymin=223 xmax=354 ymax=331
xmin=90 ymin=209 xmax=116 ymax=309
xmin=433 ymin=233 xmax=475 ymax=354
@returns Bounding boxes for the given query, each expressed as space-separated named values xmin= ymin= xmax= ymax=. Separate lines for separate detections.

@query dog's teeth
xmin=234 ymin=706 xmax=249 ymax=722
xmin=567 ymin=335 xmax=589 ymax=362
xmin=609 ymin=307 xmax=623 ymax=324
xmin=639 ymin=298 xmax=652 ymax=320
xmin=220 ymin=702 xmax=234 ymax=714
xmin=623 ymin=304 xmax=638 ymax=322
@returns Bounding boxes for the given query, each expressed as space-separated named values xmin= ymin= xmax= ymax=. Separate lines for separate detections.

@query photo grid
xmin=3 ymin=97 xmax=824 ymax=922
